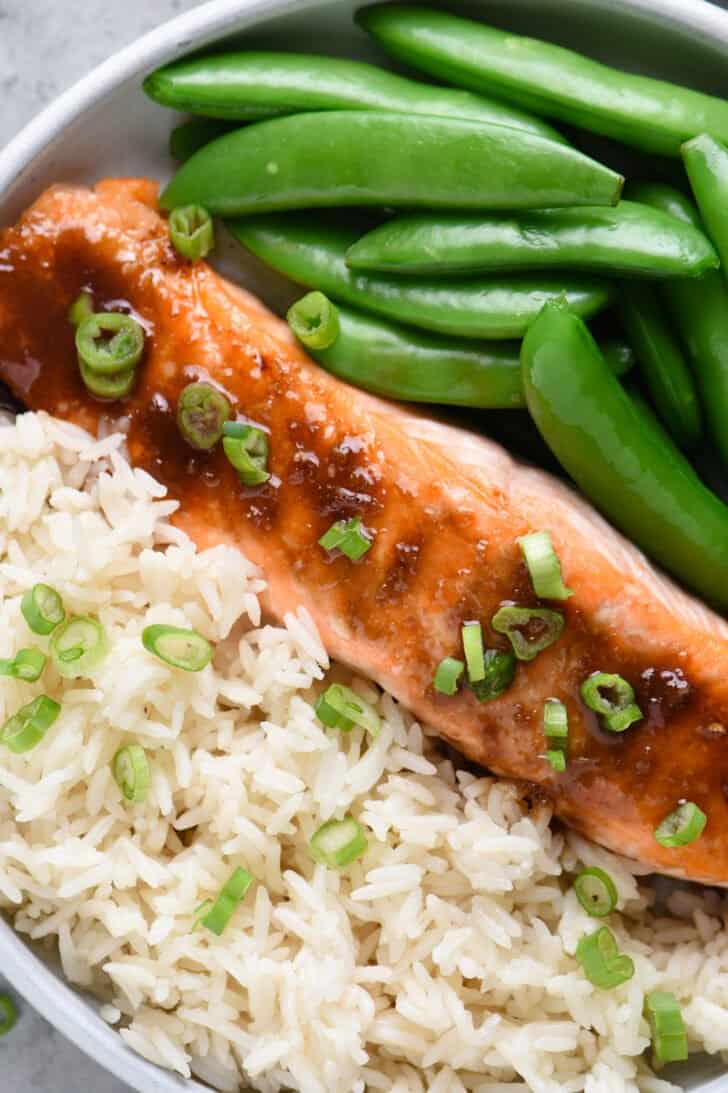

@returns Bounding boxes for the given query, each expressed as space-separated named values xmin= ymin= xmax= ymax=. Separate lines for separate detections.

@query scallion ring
xmin=67 ymin=290 xmax=93 ymax=327
xmin=222 ymin=422 xmax=270 ymax=486
xmin=0 ymin=695 xmax=61 ymax=754
xmin=543 ymin=697 xmax=568 ymax=771
xmin=287 ymin=291 xmax=341 ymax=350
xmin=76 ymin=312 xmax=145 ymax=375
xmin=580 ymin=672 xmax=643 ymax=733
xmin=177 ymin=382 xmax=231 ymax=450
xmin=575 ymin=926 xmax=634 ymax=990
xmin=21 ymin=583 xmax=65 ymax=635
xmin=142 ymin=624 xmax=214 ymax=672
xmin=544 ymin=697 xmax=568 ymax=739
xmin=169 ymin=204 xmax=215 ymax=262
xmin=315 ymin=683 xmax=380 ymax=737
xmin=645 ymin=991 xmax=688 ymax=1064
xmin=492 ymin=605 xmax=564 ymax=662
xmin=461 ymin=621 xmax=485 ymax=683
xmin=0 ymin=648 xmax=47 ymax=683
xmin=433 ymin=656 xmax=464 ymax=696
xmin=654 ymin=801 xmax=707 ymax=848
xmin=199 ymin=867 xmax=254 ymax=936
xmin=310 ymin=816 xmax=367 ymax=869
xmin=113 ymin=745 xmax=151 ymax=804
xmin=545 ymin=749 xmax=566 ymax=772
xmin=574 ymin=867 xmax=618 ymax=917
xmin=50 ymin=616 xmax=108 ymax=678
xmin=79 ymin=359 xmax=136 ymax=400
xmin=469 ymin=649 xmax=516 ymax=702
xmin=518 ymin=530 xmax=573 ymax=600
xmin=0 ymin=994 xmax=17 ymax=1036
xmin=319 ymin=515 xmax=372 ymax=561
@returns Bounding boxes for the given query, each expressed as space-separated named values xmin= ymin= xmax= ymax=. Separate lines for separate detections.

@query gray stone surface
xmin=0 ymin=2 xmax=201 ymax=1087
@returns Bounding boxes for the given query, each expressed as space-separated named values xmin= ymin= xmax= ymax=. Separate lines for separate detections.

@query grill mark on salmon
xmin=1 ymin=179 xmax=728 ymax=883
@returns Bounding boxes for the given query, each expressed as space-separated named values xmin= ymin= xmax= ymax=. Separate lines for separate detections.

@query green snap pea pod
xmin=521 ymin=300 xmax=728 ymax=610
xmin=346 ymin=202 xmax=718 ymax=278
xmin=618 ymin=283 xmax=702 ymax=450
xmin=357 ymin=4 xmax=728 ymax=157
xmin=146 ymin=51 xmax=566 ymax=143
xmin=170 ymin=119 xmax=237 ymax=162
xmin=161 ymin=112 xmax=622 ymax=217
xmin=229 ymin=213 xmax=612 ymax=340
xmin=630 ymin=182 xmax=728 ymax=469
xmin=682 ymin=133 xmax=728 ymax=279
xmin=294 ymin=296 xmax=631 ymax=407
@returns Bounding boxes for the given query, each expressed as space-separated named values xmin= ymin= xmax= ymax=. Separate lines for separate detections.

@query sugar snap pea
xmin=289 ymin=296 xmax=632 ymax=408
xmin=146 ymin=51 xmax=566 ymax=143
xmin=618 ymin=282 xmax=702 ymax=450
xmin=682 ymin=133 xmax=728 ymax=281
xmin=521 ymin=300 xmax=728 ymax=610
xmin=293 ymin=298 xmax=522 ymax=407
xmin=229 ymin=213 xmax=613 ymax=340
xmin=630 ymin=182 xmax=728 ymax=470
xmin=161 ymin=112 xmax=622 ymax=216
xmin=358 ymin=4 xmax=728 ymax=157
xmin=345 ymin=202 xmax=718 ymax=278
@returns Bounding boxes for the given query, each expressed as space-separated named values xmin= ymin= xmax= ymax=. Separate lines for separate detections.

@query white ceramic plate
xmin=4 ymin=1 xmax=728 ymax=1089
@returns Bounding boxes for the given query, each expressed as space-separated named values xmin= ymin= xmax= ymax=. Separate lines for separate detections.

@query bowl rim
xmin=4 ymin=0 xmax=728 ymax=1091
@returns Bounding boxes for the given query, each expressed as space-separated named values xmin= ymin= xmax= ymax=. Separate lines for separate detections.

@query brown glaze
xmin=2 ymin=180 xmax=728 ymax=883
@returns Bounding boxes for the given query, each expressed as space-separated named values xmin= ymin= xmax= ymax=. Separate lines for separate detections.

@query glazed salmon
xmin=1 ymin=179 xmax=728 ymax=884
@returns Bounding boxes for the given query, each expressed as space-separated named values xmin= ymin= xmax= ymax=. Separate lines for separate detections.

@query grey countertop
xmin=0 ymin=3 xmax=201 ymax=1088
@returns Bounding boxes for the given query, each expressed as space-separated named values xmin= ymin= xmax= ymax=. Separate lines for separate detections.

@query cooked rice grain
xmin=0 ymin=412 xmax=727 ymax=1093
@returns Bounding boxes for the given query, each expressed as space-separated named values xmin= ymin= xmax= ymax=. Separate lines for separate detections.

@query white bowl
xmin=4 ymin=1 xmax=728 ymax=1089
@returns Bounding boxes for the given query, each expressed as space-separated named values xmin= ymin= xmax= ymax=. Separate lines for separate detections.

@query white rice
xmin=1 ymin=410 xmax=727 ymax=1093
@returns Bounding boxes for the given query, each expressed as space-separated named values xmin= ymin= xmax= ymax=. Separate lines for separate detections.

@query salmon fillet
xmin=1 ymin=179 xmax=727 ymax=884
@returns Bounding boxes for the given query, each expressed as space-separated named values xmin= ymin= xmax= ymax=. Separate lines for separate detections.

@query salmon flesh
xmin=1 ymin=180 xmax=727 ymax=884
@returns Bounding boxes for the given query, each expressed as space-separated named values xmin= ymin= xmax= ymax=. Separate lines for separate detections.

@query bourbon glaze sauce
xmin=1 ymin=185 xmax=727 ymax=878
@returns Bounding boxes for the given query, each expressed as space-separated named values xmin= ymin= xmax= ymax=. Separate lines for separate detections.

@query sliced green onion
xmin=200 ymin=866 xmax=254 ymax=936
xmin=142 ymin=624 xmax=214 ymax=672
xmin=222 ymin=423 xmax=270 ymax=486
xmin=76 ymin=312 xmax=144 ymax=376
xmin=67 ymin=290 xmax=93 ymax=327
xmin=575 ymin=926 xmax=635 ymax=990
xmin=433 ymin=656 xmax=464 ymax=696
xmin=0 ymin=648 xmax=47 ymax=683
xmin=492 ymin=605 xmax=565 ymax=662
xmin=310 ymin=816 xmax=367 ymax=869
xmin=645 ymin=991 xmax=689 ymax=1064
xmin=50 ymin=616 xmax=108 ymax=678
xmin=0 ymin=993 xmax=17 ymax=1036
xmin=318 ymin=516 xmax=372 ymax=561
xmin=113 ymin=745 xmax=151 ymax=804
xmin=654 ymin=801 xmax=707 ymax=848
xmin=21 ymin=583 xmax=65 ymax=635
xmin=545 ymin=749 xmax=566 ymax=772
xmin=1 ymin=695 xmax=61 ymax=754
xmin=177 ymin=382 xmax=231 ymax=450
xmin=544 ymin=698 xmax=568 ymax=739
xmin=169 ymin=204 xmax=215 ymax=261
xmin=79 ymin=359 xmax=136 ymax=400
xmin=543 ymin=698 xmax=569 ymax=771
xmin=518 ymin=530 xmax=573 ymax=600
xmin=574 ymin=867 xmax=618 ymax=917
xmin=580 ymin=672 xmax=643 ymax=733
xmin=469 ymin=649 xmax=516 ymax=703
xmin=287 ymin=291 xmax=341 ymax=350
xmin=315 ymin=683 xmax=380 ymax=737
xmin=461 ymin=621 xmax=485 ymax=683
